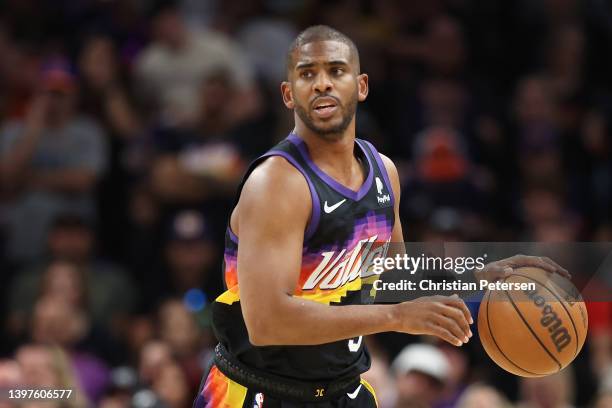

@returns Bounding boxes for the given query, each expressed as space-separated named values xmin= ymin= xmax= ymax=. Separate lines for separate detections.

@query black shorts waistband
xmin=213 ymin=343 xmax=361 ymax=403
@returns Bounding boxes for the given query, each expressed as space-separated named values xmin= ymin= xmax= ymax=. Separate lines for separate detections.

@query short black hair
xmin=286 ymin=25 xmax=360 ymax=74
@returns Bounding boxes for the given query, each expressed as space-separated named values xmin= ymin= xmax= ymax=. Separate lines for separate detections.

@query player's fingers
xmin=501 ymin=266 xmax=514 ymax=279
xmin=486 ymin=264 xmax=508 ymax=282
xmin=541 ymin=256 xmax=571 ymax=279
xmin=511 ymin=255 xmax=556 ymax=273
xmin=427 ymin=321 xmax=463 ymax=347
xmin=440 ymin=303 xmax=471 ymax=339
xmin=433 ymin=309 xmax=469 ymax=344
xmin=447 ymin=294 xmax=474 ymax=326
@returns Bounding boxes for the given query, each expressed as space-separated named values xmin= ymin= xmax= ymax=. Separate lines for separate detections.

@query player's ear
xmin=281 ymin=81 xmax=294 ymax=109
xmin=357 ymin=73 xmax=368 ymax=102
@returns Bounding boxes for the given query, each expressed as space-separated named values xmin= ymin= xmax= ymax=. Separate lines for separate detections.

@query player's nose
xmin=313 ymin=71 xmax=333 ymax=93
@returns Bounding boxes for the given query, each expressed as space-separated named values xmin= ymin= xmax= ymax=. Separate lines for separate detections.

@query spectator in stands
xmin=124 ymin=184 xmax=164 ymax=287
xmin=517 ymin=368 xmax=575 ymax=408
xmin=7 ymin=214 xmax=137 ymax=338
xmin=543 ymin=24 xmax=587 ymax=136
xmin=151 ymin=360 xmax=191 ymax=408
xmin=79 ymin=34 xmax=145 ymax=260
xmin=0 ymin=359 xmax=22 ymax=408
xmin=79 ymin=34 xmax=143 ymax=142
xmin=436 ymin=344 xmax=471 ymax=408
xmin=386 ymin=12 xmax=467 ymax=77
xmin=138 ymin=340 xmax=173 ymax=386
xmin=0 ymin=60 xmax=108 ymax=262
xmin=8 ymin=260 xmax=85 ymax=337
xmin=15 ymin=343 xmax=89 ymax=408
xmin=578 ymin=109 xmax=611 ymax=226
xmin=149 ymin=71 xmax=248 ymax=205
xmin=97 ymin=366 xmax=139 ymax=408
xmin=237 ymin=17 xmax=297 ymax=89
xmin=0 ymin=35 xmax=40 ymax=122
xmin=150 ymin=211 xmax=222 ymax=303
xmin=455 ymin=384 xmax=511 ymax=408
xmin=158 ymin=298 xmax=209 ymax=394
xmin=513 ymin=76 xmax=562 ymax=185
xmin=148 ymin=63 xmax=273 ymax=209
xmin=519 ymin=185 xmax=580 ymax=241
xmin=134 ymin=1 xmax=257 ymax=127
xmin=29 ymin=295 xmax=110 ymax=403
xmin=0 ymin=359 xmax=21 ymax=385
xmin=392 ymin=343 xmax=450 ymax=408
xmin=387 ymin=14 xmax=475 ymax=154
xmin=362 ymin=346 xmax=397 ymax=408
xmin=588 ymin=301 xmax=612 ymax=378
xmin=420 ymin=14 xmax=468 ymax=77
xmin=400 ymin=126 xmax=492 ymax=239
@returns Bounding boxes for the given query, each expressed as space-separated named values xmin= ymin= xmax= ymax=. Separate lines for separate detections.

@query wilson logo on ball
xmin=524 ymin=288 xmax=572 ymax=353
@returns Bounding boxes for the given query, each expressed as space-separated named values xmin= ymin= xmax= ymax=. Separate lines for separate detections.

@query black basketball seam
xmin=510 ymin=273 xmax=580 ymax=358
xmin=484 ymin=290 xmax=542 ymax=376
xmin=503 ymin=289 xmax=562 ymax=371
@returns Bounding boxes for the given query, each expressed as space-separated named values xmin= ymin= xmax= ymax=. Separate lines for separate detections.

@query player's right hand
xmin=393 ymin=294 xmax=473 ymax=347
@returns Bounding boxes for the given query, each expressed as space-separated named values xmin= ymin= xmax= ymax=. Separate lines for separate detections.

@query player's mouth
xmin=312 ymin=97 xmax=339 ymax=119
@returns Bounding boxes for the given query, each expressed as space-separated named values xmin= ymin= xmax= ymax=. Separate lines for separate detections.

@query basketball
xmin=478 ymin=266 xmax=588 ymax=377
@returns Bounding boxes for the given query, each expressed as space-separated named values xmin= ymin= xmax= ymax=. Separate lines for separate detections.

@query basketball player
xmin=194 ymin=25 xmax=569 ymax=408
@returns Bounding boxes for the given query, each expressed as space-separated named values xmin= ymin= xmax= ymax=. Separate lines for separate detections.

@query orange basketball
xmin=478 ymin=266 xmax=588 ymax=377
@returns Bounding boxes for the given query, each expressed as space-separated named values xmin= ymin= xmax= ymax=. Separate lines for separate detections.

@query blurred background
xmin=0 ymin=0 xmax=611 ymax=407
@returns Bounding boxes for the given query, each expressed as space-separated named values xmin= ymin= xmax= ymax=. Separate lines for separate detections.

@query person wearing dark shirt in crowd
xmin=144 ymin=210 xmax=223 ymax=310
xmin=6 ymin=213 xmax=137 ymax=344
xmin=0 ymin=60 xmax=108 ymax=262
xmin=149 ymin=68 xmax=272 ymax=207
xmin=78 ymin=34 xmax=145 ymax=262
xmin=149 ymin=69 xmax=274 ymax=236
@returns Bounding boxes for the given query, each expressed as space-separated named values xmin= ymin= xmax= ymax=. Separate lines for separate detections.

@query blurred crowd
xmin=0 ymin=0 xmax=611 ymax=407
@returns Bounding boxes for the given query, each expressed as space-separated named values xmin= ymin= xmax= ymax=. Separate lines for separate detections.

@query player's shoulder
xmin=246 ymin=155 xmax=308 ymax=188
xmin=378 ymin=152 xmax=395 ymax=170
xmin=375 ymin=150 xmax=399 ymax=180
xmin=241 ymin=155 xmax=311 ymax=208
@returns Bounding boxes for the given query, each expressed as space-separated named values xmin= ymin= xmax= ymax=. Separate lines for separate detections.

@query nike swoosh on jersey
xmin=323 ymin=199 xmax=347 ymax=213
xmin=347 ymin=384 xmax=362 ymax=399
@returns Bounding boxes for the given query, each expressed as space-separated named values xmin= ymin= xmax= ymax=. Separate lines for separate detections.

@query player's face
xmin=283 ymin=41 xmax=368 ymax=139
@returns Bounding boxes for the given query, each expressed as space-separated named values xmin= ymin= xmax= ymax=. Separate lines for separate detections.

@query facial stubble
xmin=293 ymin=87 xmax=358 ymax=141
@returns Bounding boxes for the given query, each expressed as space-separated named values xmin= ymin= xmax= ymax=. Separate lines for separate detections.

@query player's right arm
xmin=235 ymin=157 xmax=472 ymax=347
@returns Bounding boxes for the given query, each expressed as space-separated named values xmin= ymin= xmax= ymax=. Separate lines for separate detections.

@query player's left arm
xmin=380 ymin=154 xmax=405 ymax=256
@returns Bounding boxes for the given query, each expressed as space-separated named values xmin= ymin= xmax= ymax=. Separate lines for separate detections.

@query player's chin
xmin=314 ymin=124 xmax=345 ymax=138
xmin=310 ymin=114 xmax=342 ymax=129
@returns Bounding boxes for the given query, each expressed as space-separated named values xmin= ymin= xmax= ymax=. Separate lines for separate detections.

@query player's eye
xmin=331 ymin=67 xmax=344 ymax=75
xmin=300 ymin=70 xmax=314 ymax=79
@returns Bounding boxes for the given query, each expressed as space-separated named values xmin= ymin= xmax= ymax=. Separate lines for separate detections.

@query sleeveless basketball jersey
xmin=211 ymin=133 xmax=395 ymax=381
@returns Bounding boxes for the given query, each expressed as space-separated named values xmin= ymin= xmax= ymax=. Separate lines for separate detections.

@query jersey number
xmin=348 ymin=336 xmax=362 ymax=352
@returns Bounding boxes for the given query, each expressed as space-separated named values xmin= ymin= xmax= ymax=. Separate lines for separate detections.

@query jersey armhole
xmin=359 ymin=139 xmax=396 ymax=207
xmin=228 ymin=150 xmax=320 ymax=243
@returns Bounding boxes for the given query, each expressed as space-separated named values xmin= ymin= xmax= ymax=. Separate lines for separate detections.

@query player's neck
xmin=293 ymin=122 xmax=363 ymax=186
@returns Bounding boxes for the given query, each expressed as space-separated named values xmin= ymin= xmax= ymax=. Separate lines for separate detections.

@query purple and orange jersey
xmin=211 ymin=133 xmax=395 ymax=381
